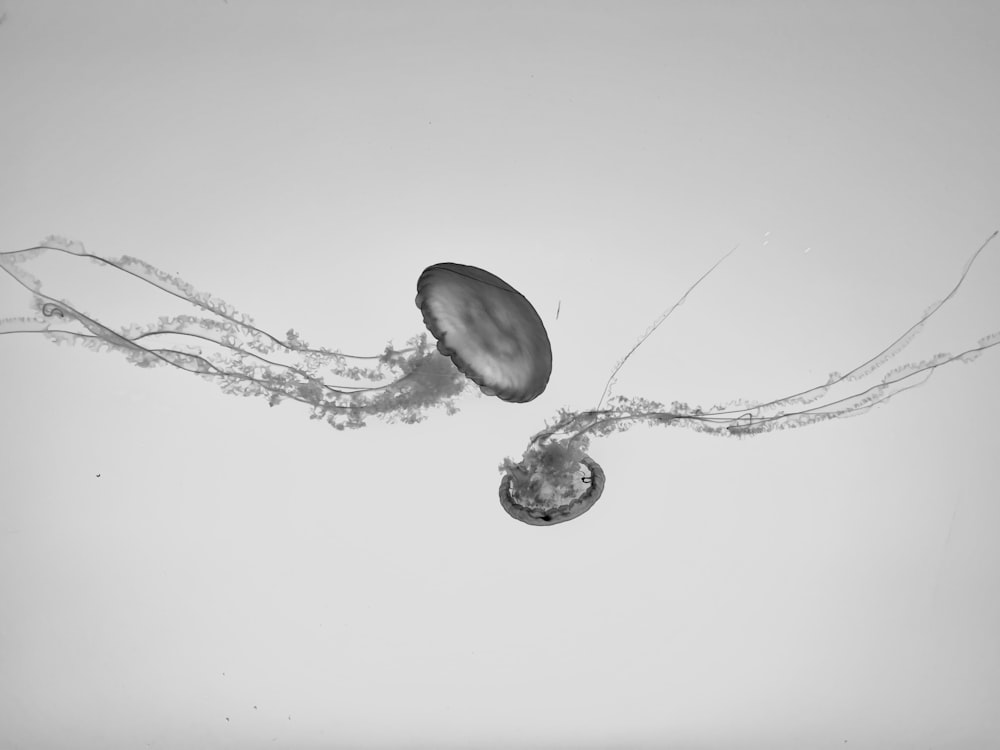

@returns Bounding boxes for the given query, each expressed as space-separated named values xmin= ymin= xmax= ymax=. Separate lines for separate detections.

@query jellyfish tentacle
xmin=1 ymin=239 xmax=407 ymax=362
xmin=707 ymin=229 xmax=999 ymax=420
xmin=570 ymin=335 xmax=999 ymax=441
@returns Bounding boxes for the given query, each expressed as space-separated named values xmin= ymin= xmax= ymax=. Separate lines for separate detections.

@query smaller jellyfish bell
xmin=415 ymin=263 xmax=552 ymax=403
xmin=499 ymin=438 xmax=606 ymax=525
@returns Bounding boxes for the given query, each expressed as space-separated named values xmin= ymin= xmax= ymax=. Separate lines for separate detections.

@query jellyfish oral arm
xmin=0 ymin=238 xmax=471 ymax=430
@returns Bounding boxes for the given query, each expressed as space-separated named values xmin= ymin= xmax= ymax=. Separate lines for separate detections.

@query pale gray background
xmin=1 ymin=2 xmax=999 ymax=748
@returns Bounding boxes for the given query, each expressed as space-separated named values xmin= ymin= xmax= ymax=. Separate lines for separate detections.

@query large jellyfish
xmin=0 ymin=238 xmax=552 ymax=429
xmin=499 ymin=231 xmax=1000 ymax=526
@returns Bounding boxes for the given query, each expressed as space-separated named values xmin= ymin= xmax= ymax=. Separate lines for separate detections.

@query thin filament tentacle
xmin=595 ymin=243 xmax=741 ymax=411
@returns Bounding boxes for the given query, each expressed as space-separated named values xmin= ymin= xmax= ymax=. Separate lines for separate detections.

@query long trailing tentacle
xmin=577 ymin=229 xmax=1000 ymax=441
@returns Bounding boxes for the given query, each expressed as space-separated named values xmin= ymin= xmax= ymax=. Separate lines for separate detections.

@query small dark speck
xmin=225 ymin=717 xmax=230 ymax=722
xmin=288 ymin=715 xmax=292 ymax=721
xmin=253 ymin=705 xmax=258 ymax=710
xmin=96 ymin=474 xmax=101 ymax=478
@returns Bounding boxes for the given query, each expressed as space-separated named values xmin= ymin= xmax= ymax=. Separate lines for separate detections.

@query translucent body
xmin=499 ymin=440 xmax=606 ymax=525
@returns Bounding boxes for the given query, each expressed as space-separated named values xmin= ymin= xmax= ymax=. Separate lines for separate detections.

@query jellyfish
xmin=0 ymin=237 xmax=552 ymax=429
xmin=499 ymin=230 xmax=1000 ymax=526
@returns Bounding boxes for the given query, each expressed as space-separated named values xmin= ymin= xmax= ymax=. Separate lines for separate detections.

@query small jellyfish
xmin=0 ymin=238 xmax=551 ymax=429
xmin=499 ymin=230 xmax=1000 ymax=525
xmin=499 ymin=438 xmax=605 ymax=525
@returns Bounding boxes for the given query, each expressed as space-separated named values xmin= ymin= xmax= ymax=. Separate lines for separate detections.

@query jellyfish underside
xmin=499 ymin=440 xmax=606 ymax=525
xmin=499 ymin=231 xmax=1000 ymax=526
xmin=0 ymin=239 xmax=551 ymax=430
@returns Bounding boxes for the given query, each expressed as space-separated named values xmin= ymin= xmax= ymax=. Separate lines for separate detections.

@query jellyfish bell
xmin=499 ymin=439 xmax=606 ymax=525
xmin=415 ymin=262 xmax=552 ymax=403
